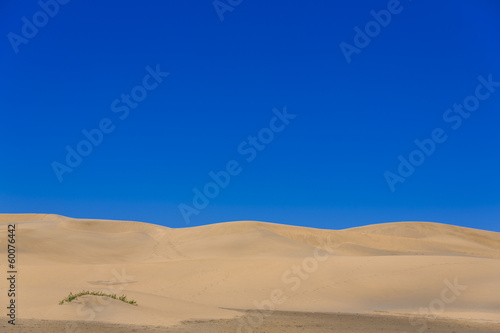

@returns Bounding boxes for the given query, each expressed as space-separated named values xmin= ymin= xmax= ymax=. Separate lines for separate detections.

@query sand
xmin=2 ymin=311 xmax=500 ymax=332
xmin=0 ymin=214 xmax=499 ymax=332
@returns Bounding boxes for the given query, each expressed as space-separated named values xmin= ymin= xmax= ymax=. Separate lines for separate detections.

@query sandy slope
xmin=0 ymin=214 xmax=499 ymax=330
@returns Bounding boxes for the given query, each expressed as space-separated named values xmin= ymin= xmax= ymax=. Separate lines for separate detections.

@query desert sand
xmin=0 ymin=214 xmax=499 ymax=332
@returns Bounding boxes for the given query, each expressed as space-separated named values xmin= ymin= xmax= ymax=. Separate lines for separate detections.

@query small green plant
xmin=59 ymin=290 xmax=137 ymax=306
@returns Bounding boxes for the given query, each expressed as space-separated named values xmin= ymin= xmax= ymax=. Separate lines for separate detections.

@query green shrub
xmin=59 ymin=290 xmax=137 ymax=306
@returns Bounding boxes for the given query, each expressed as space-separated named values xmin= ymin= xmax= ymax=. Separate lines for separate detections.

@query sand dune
xmin=0 ymin=214 xmax=499 ymax=331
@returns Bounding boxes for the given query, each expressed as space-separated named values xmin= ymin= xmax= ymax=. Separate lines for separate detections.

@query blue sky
xmin=1 ymin=0 xmax=499 ymax=232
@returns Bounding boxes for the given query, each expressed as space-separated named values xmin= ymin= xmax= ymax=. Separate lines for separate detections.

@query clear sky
xmin=1 ymin=0 xmax=499 ymax=232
